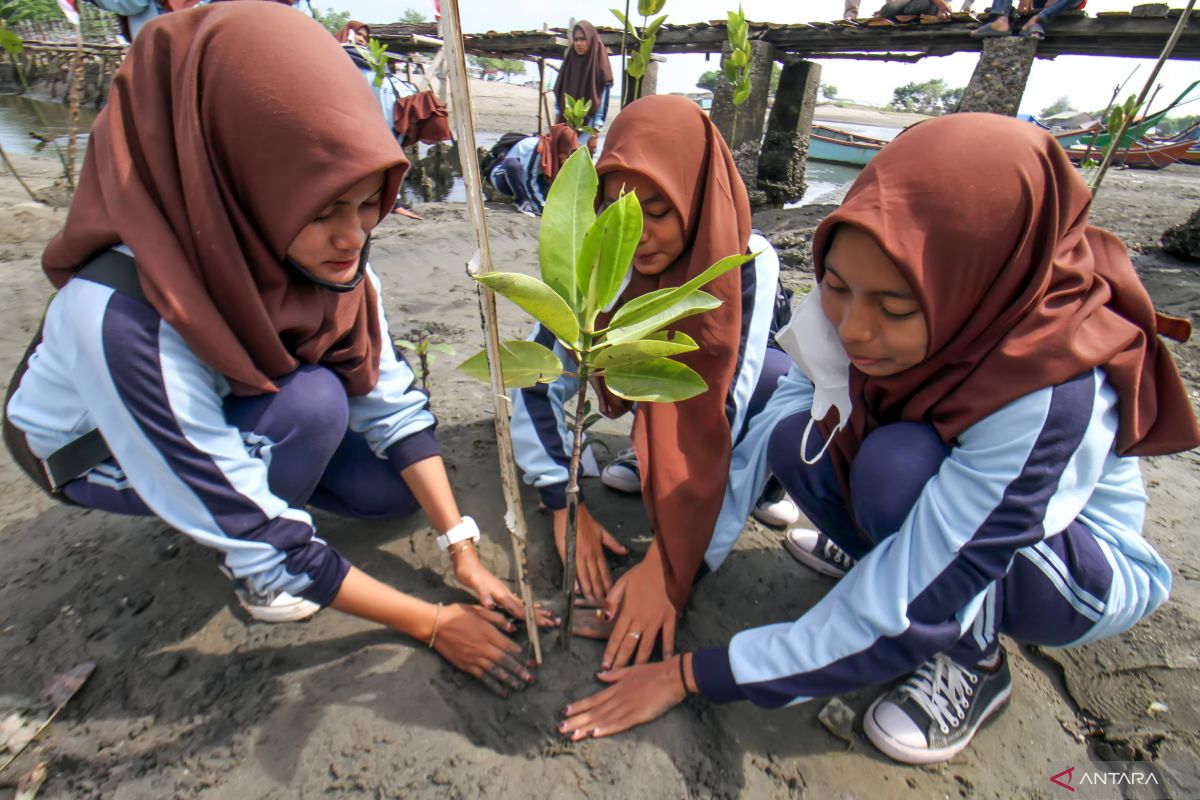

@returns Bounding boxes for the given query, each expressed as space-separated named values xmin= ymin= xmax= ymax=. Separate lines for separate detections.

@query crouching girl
xmin=557 ymin=113 xmax=1200 ymax=762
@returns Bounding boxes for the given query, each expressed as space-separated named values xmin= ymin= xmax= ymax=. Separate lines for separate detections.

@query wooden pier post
xmin=758 ymin=56 xmax=821 ymax=206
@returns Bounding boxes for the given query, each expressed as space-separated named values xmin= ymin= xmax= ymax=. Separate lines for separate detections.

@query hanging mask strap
xmin=800 ymin=414 xmax=842 ymax=466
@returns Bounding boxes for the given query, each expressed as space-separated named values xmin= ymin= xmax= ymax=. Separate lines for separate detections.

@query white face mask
xmin=774 ymin=285 xmax=853 ymax=465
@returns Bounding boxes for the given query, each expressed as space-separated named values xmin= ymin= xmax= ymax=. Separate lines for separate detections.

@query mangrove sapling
xmin=395 ymin=331 xmax=455 ymax=391
xmin=561 ymin=93 xmax=596 ymax=137
xmin=458 ymin=147 xmax=753 ymax=649
xmin=612 ymin=0 xmax=667 ymax=103
xmin=723 ymin=5 xmax=753 ymax=144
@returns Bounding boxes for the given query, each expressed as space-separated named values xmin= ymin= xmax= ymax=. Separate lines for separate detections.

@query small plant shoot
xmin=458 ymin=147 xmax=752 ymax=647
xmin=725 ymin=5 xmax=752 ymax=107
xmin=561 ymin=93 xmax=596 ymax=135
xmin=612 ymin=0 xmax=667 ymax=101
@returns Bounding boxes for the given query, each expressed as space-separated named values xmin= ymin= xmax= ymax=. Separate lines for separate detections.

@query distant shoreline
xmin=812 ymin=103 xmax=933 ymax=129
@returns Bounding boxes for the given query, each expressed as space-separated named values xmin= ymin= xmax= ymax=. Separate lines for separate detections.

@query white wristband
xmin=436 ymin=516 xmax=480 ymax=551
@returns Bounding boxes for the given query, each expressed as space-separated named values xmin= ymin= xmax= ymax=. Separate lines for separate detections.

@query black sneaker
xmin=864 ymin=650 xmax=1012 ymax=764
xmin=600 ymin=447 xmax=641 ymax=494
xmin=783 ymin=529 xmax=856 ymax=578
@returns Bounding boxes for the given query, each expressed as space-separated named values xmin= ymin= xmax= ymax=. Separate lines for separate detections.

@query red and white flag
xmin=57 ymin=0 xmax=80 ymax=26
xmin=425 ymin=0 xmax=440 ymax=20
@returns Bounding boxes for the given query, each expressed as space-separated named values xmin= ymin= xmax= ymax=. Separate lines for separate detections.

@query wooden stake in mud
xmin=64 ymin=18 xmax=84 ymax=190
xmin=439 ymin=0 xmax=543 ymax=663
xmin=537 ymin=57 xmax=546 ymax=134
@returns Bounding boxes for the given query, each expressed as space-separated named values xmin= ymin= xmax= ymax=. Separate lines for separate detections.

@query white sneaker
xmin=600 ymin=447 xmax=641 ymax=494
xmin=752 ymin=495 xmax=801 ymax=528
xmin=233 ymin=584 xmax=321 ymax=623
xmin=782 ymin=528 xmax=856 ymax=578
xmin=220 ymin=565 xmax=320 ymax=623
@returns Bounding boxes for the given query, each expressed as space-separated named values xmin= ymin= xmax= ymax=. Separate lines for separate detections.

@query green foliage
xmin=820 ymin=83 xmax=838 ymax=101
xmin=395 ymin=332 xmax=455 ymax=391
xmin=561 ymin=93 xmax=595 ymax=134
xmin=724 ymin=5 xmax=752 ymax=106
xmin=891 ymin=78 xmax=964 ymax=115
xmin=312 ymin=7 xmax=351 ymax=36
xmin=697 ymin=70 xmax=720 ymax=92
xmin=470 ymin=55 xmax=526 ymax=80
xmin=0 ymin=25 xmax=21 ymax=58
xmin=399 ymin=8 xmax=428 ymax=23
xmin=1039 ymin=95 xmax=1075 ymax=119
xmin=612 ymin=3 xmax=667 ymax=98
xmin=1156 ymin=114 xmax=1200 ymax=137
xmin=0 ymin=0 xmax=59 ymax=24
xmin=354 ymin=38 xmax=396 ymax=88
xmin=459 ymin=146 xmax=749 ymax=402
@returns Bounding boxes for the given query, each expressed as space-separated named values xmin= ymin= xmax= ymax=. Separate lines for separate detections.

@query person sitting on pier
xmin=553 ymin=21 xmax=613 ymax=153
xmin=971 ymin=0 xmax=1085 ymax=40
xmin=486 ymin=124 xmax=581 ymax=216
xmin=511 ymin=95 xmax=801 ymax=672
xmin=4 ymin=2 xmax=553 ymax=696
xmin=872 ymin=0 xmax=952 ymax=24
xmin=557 ymin=113 xmax=1198 ymax=766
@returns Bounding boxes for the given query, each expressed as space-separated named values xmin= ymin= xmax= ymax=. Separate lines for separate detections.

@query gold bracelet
xmin=427 ymin=602 xmax=443 ymax=649
xmin=448 ymin=540 xmax=474 ymax=558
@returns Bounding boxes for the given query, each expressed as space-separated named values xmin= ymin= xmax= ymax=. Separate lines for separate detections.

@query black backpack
xmin=479 ymin=131 xmax=530 ymax=178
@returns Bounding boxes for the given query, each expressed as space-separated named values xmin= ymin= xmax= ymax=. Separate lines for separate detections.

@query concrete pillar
xmin=710 ymin=39 xmax=774 ymax=203
xmin=957 ymin=37 xmax=1038 ymax=116
xmin=758 ymin=58 xmax=821 ymax=206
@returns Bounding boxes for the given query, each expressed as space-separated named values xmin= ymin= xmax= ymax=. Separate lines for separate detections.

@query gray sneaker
xmin=219 ymin=565 xmax=320 ymax=623
xmin=864 ymin=650 xmax=1012 ymax=764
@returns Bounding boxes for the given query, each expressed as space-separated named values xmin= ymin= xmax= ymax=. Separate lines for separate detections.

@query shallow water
xmin=0 ymin=93 xmax=98 ymax=157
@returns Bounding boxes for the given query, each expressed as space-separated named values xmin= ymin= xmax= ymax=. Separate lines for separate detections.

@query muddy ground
xmin=1 ymin=138 xmax=1199 ymax=798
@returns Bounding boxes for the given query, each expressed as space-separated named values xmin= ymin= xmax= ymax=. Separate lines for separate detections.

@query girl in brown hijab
xmin=559 ymin=114 xmax=1199 ymax=763
xmin=552 ymin=21 xmax=613 ymax=151
xmin=4 ymin=2 xmax=552 ymax=697
xmin=511 ymin=94 xmax=796 ymax=667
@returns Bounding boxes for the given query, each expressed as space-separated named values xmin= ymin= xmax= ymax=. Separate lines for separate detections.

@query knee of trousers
xmin=272 ymin=366 xmax=351 ymax=456
xmin=849 ymin=421 xmax=949 ymax=543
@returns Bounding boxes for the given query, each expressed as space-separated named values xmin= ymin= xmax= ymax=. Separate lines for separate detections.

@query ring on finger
xmin=627 ymin=631 xmax=641 ymax=640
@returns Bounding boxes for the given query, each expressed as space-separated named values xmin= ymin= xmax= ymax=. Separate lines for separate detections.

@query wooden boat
xmin=1065 ymin=138 xmax=1195 ymax=169
xmin=808 ymin=124 xmax=888 ymax=167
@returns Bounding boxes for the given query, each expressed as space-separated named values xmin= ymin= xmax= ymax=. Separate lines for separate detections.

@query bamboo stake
xmin=0 ymin=140 xmax=43 ymax=203
xmin=1091 ymin=0 xmax=1195 ymax=196
xmin=537 ymin=57 xmax=545 ymax=134
xmin=64 ymin=19 xmax=83 ymax=190
xmin=439 ymin=0 xmax=543 ymax=663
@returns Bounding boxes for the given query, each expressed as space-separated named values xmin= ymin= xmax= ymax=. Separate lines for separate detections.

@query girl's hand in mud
xmin=553 ymin=503 xmax=629 ymax=604
xmin=452 ymin=546 xmax=559 ymax=628
xmin=560 ymin=657 xmax=689 ymax=740
xmin=601 ymin=544 xmax=678 ymax=670
xmin=432 ymin=603 xmax=537 ymax=697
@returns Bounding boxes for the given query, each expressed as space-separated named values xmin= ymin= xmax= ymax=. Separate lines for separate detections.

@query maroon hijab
xmin=539 ymin=123 xmax=580 ymax=179
xmin=553 ymin=21 xmax=612 ymax=124
xmin=811 ymin=113 xmax=1200 ymax=504
xmin=43 ymin=3 xmax=407 ymax=397
xmin=597 ymin=96 xmax=751 ymax=612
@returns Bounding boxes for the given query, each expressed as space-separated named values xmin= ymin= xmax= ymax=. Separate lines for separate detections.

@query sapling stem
xmin=561 ymin=358 xmax=589 ymax=651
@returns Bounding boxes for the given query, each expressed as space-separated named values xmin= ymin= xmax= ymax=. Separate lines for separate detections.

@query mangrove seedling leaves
xmin=611 ymin=7 xmax=639 ymax=38
xmin=644 ymin=13 xmax=668 ymax=40
xmin=540 ymin=148 xmax=597 ymax=309
xmin=604 ymin=291 xmax=723 ymax=345
xmin=606 ymin=252 xmax=752 ymax=333
xmin=475 ymin=272 xmax=581 ymax=345
xmin=604 ymin=357 xmax=708 ymax=403
xmin=578 ymin=192 xmax=642 ymax=326
xmin=593 ymin=330 xmax=698 ymax=368
xmin=458 ymin=340 xmax=564 ymax=389
xmin=733 ymin=81 xmax=752 ymax=106
xmin=638 ymin=0 xmax=666 ymax=16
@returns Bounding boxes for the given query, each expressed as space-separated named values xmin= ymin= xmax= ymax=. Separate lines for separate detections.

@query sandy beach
xmin=1 ymin=82 xmax=1200 ymax=798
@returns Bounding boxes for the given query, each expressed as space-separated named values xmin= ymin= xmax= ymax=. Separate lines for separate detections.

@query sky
xmin=327 ymin=0 xmax=1198 ymax=118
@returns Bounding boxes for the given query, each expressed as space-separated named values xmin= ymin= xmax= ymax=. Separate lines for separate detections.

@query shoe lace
xmin=821 ymin=538 xmax=855 ymax=569
xmin=898 ymin=654 xmax=980 ymax=735
xmin=613 ymin=447 xmax=638 ymax=465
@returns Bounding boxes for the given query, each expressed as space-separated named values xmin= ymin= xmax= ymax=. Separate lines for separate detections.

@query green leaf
xmin=637 ymin=0 xmax=653 ymax=15
xmin=644 ymin=13 xmax=668 ymax=40
xmin=457 ymin=341 xmax=564 ymax=389
xmin=733 ymin=82 xmax=752 ymax=106
xmin=394 ymin=338 xmax=416 ymax=350
xmin=606 ymin=252 xmax=753 ymax=333
xmin=0 ymin=28 xmax=22 ymax=57
xmin=429 ymin=343 xmax=456 ymax=355
xmin=639 ymin=37 xmax=655 ymax=59
xmin=611 ymin=7 xmax=639 ymax=38
xmin=603 ymin=358 xmax=708 ymax=403
xmin=605 ymin=291 xmax=723 ymax=345
xmin=592 ymin=331 xmax=698 ymax=368
xmin=582 ymin=413 xmax=603 ymax=430
xmin=578 ymin=192 xmax=642 ymax=327
xmin=647 ymin=0 xmax=666 ymax=13
xmin=539 ymin=148 xmax=597 ymax=310
xmin=729 ymin=48 xmax=747 ymax=68
xmin=627 ymin=53 xmax=647 ymax=79
xmin=474 ymin=272 xmax=580 ymax=345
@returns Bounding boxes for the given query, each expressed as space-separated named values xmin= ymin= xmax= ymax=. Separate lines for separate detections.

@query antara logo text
xmin=1049 ymin=766 xmax=1162 ymax=792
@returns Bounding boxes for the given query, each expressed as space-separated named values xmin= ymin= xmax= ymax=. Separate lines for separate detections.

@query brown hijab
xmin=812 ymin=113 xmax=1200 ymax=509
xmin=538 ymin=124 xmax=580 ymax=179
xmin=553 ymin=21 xmax=612 ymax=124
xmin=336 ymin=20 xmax=370 ymax=43
xmin=596 ymin=95 xmax=750 ymax=612
xmin=43 ymin=2 xmax=407 ymax=397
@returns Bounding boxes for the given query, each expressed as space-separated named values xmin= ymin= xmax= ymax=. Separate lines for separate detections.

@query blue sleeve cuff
xmin=536 ymin=481 xmax=586 ymax=511
xmin=385 ymin=428 xmax=442 ymax=472
xmin=297 ymin=549 xmax=352 ymax=608
xmin=693 ymin=646 xmax=747 ymax=704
